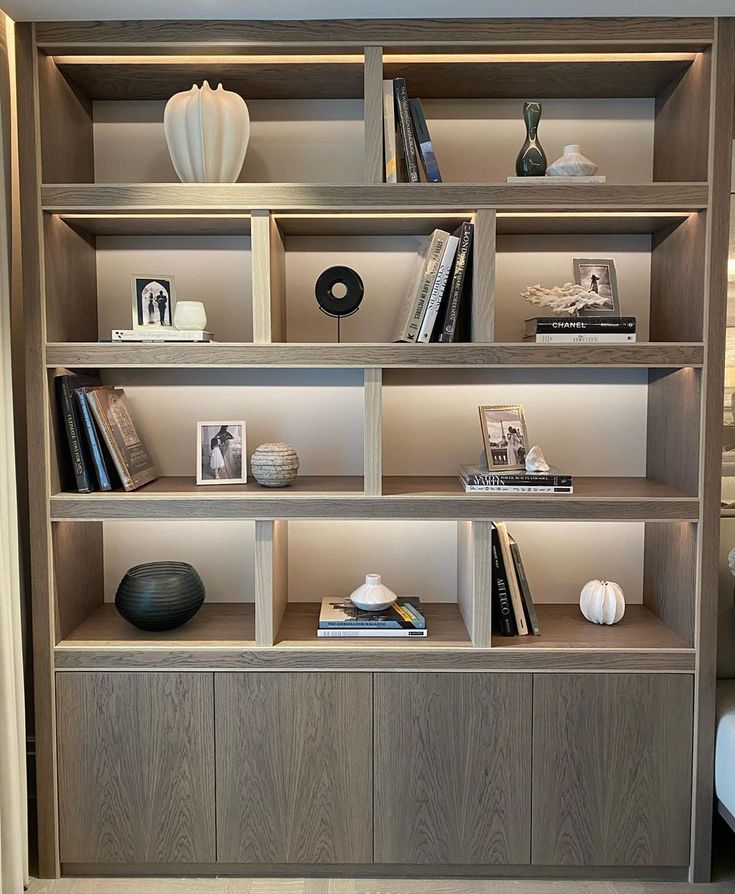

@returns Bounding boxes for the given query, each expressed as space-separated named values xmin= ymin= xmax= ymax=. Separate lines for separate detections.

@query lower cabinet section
xmin=374 ymin=672 xmax=531 ymax=864
xmin=55 ymin=669 xmax=695 ymax=872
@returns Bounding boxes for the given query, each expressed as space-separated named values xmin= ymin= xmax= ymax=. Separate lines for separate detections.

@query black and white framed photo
xmin=479 ymin=404 xmax=529 ymax=471
xmin=573 ymin=258 xmax=620 ymax=316
xmin=132 ymin=275 xmax=176 ymax=331
xmin=196 ymin=422 xmax=247 ymax=485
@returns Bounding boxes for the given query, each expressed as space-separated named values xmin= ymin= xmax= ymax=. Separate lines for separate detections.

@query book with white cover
xmin=392 ymin=229 xmax=449 ymax=343
xmin=417 ymin=234 xmax=460 ymax=343
xmin=112 ymin=329 xmax=213 ymax=342
xmin=382 ymin=79 xmax=397 ymax=183
xmin=527 ymin=333 xmax=636 ymax=343
xmin=506 ymin=175 xmax=606 ymax=183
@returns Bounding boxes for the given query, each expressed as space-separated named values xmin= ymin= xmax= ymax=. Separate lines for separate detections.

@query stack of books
xmin=523 ymin=316 xmax=636 ymax=344
xmin=459 ymin=465 xmax=573 ymax=494
xmin=317 ymin=597 xmax=427 ymax=638
xmin=112 ymin=329 xmax=214 ymax=343
xmin=393 ymin=224 xmax=474 ymax=343
xmin=491 ymin=522 xmax=539 ymax=637
xmin=383 ymin=78 xmax=441 ymax=183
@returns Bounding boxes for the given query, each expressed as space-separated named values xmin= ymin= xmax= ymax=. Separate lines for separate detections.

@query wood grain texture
xmin=215 ymin=672 xmax=372 ymax=863
xmin=374 ymin=673 xmax=531 ymax=864
xmin=532 ymin=673 xmax=693 ymax=867
xmin=471 ymin=208 xmax=495 ymax=343
xmin=56 ymin=672 xmax=216 ymax=864
xmin=255 ymin=519 xmax=288 ymax=647
xmin=59 ymin=213 xmax=252 ymax=237
xmin=650 ymin=212 xmax=705 ymax=343
xmin=269 ymin=213 xmax=287 ymax=341
xmin=363 ymin=46 xmax=383 ymax=184
xmin=43 ymin=211 xmax=97 ymax=342
xmin=251 ymin=209 xmax=273 ymax=344
xmin=363 ymin=367 xmax=382 ymax=495
xmin=52 ymin=520 xmax=103 ymax=642
xmin=653 ymin=47 xmax=711 ymax=182
xmin=456 ymin=521 xmax=491 ymax=647
xmin=643 ymin=521 xmax=697 ymax=647
xmin=646 ymin=367 xmax=701 ymax=496
xmin=44 ymin=341 xmax=705 ymax=369
xmin=40 ymin=182 xmax=710 ymax=213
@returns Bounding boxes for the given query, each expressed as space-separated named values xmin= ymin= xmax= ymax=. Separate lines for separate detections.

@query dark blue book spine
xmin=408 ymin=98 xmax=442 ymax=182
xmin=74 ymin=388 xmax=112 ymax=491
xmin=55 ymin=376 xmax=95 ymax=493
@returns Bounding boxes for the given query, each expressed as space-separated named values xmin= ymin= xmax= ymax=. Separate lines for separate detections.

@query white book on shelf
xmin=529 ymin=333 xmax=637 ymax=344
xmin=317 ymin=628 xmax=428 ymax=637
xmin=382 ymin=79 xmax=397 ymax=184
xmin=392 ymin=229 xmax=449 ymax=343
xmin=417 ymin=234 xmax=460 ymax=343
xmin=112 ymin=329 xmax=213 ymax=342
xmin=506 ymin=175 xmax=607 ymax=183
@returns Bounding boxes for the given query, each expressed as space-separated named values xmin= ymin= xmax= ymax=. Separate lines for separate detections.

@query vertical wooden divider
xmin=471 ymin=208 xmax=496 ymax=343
xmin=457 ymin=520 xmax=492 ymax=647
xmin=364 ymin=367 xmax=382 ymax=495
xmin=251 ymin=210 xmax=286 ymax=344
xmin=255 ymin=519 xmax=288 ymax=647
xmin=363 ymin=46 xmax=384 ymax=184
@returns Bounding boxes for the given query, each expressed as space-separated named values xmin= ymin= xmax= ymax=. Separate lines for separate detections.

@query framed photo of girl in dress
xmin=196 ymin=422 xmax=247 ymax=485
xmin=132 ymin=274 xmax=176 ymax=331
xmin=479 ymin=404 xmax=529 ymax=472
xmin=573 ymin=258 xmax=620 ymax=316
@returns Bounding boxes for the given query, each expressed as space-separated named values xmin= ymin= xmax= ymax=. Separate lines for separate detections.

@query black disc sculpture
xmin=314 ymin=265 xmax=364 ymax=341
xmin=115 ymin=561 xmax=205 ymax=632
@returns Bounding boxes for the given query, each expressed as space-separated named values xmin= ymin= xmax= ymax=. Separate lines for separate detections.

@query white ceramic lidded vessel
xmin=349 ymin=574 xmax=396 ymax=612
xmin=174 ymin=301 xmax=207 ymax=330
xmin=546 ymin=144 xmax=599 ymax=176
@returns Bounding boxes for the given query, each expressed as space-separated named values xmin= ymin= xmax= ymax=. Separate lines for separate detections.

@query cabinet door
xmin=374 ymin=672 xmax=532 ymax=864
xmin=533 ymin=673 xmax=693 ymax=867
xmin=57 ymin=672 xmax=215 ymax=864
xmin=216 ymin=672 xmax=372 ymax=863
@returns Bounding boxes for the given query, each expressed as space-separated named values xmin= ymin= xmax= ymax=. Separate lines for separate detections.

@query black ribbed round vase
xmin=115 ymin=561 xmax=205 ymax=632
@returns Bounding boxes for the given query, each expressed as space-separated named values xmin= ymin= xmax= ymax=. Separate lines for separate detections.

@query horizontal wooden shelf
xmin=492 ymin=603 xmax=690 ymax=651
xmin=46 ymin=342 xmax=704 ymax=369
xmin=60 ymin=602 xmax=255 ymax=646
xmin=49 ymin=475 xmax=699 ymax=521
xmin=41 ymin=183 xmax=709 ymax=213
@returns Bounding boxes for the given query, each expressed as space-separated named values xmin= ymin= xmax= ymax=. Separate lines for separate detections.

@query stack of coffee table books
xmin=317 ymin=597 xmax=427 ymax=637
xmin=459 ymin=465 xmax=573 ymax=494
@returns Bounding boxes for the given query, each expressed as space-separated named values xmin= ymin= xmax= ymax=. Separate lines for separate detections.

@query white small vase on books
xmin=349 ymin=574 xmax=396 ymax=611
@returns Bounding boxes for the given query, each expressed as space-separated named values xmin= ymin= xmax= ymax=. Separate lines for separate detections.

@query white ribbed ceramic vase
xmin=173 ymin=301 xmax=207 ymax=330
xmin=164 ymin=81 xmax=250 ymax=183
xmin=547 ymin=144 xmax=599 ymax=176
xmin=349 ymin=574 xmax=396 ymax=612
xmin=579 ymin=579 xmax=625 ymax=625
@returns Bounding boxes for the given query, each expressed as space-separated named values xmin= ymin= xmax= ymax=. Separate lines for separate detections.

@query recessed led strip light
xmin=52 ymin=54 xmax=364 ymax=65
xmin=384 ymin=52 xmax=697 ymax=64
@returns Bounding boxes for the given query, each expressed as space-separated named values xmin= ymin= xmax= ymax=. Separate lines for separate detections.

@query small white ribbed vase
xmin=547 ymin=144 xmax=599 ymax=177
xmin=349 ymin=574 xmax=396 ymax=612
xmin=164 ymin=81 xmax=250 ymax=183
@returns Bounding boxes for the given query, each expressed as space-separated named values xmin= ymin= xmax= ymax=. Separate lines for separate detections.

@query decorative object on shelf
xmin=131 ymin=274 xmax=176 ymax=331
xmin=547 ymin=144 xmax=599 ymax=177
xmin=579 ymin=579 xmax=626 ymax=625
xmin=573 ymin=258 xmax=620 ymax=316
xmin=521 ymin=282 xmax=609 ymax=315
xmin=524 ymin=445 xmax=550 ymax=473
xmin=164 ymin=81 xmax=250 ymax=183
xmin=349 ymin=573 xmax=397 ymax=612
xmin=197 ymin=421 xmax=246 ymax=485
xmin=515 ymin=102 xmax=547 ymax=177
xmin=115 ymin=561 xmax=205 ymax=632
xmin=174 ymin=300 xmax=207 ymax=331
xmin=315 ymin=266 xmax=364 ymax=342
xmin=251 ymin=442 xmax=299 ymax=487
xmin=479 ymin=404 xmax=529 ymax=472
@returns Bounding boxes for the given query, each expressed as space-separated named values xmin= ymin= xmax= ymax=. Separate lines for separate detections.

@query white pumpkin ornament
xmin=579 ymin=579 xmax=625 ymax=625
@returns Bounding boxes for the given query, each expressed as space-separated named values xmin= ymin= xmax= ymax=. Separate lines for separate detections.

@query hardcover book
xmin=436 ymin=222 xmax=474 ymax=343
xmin=74 ymin=387 xmax=121 ymax=492
xmin=112 ymin=329 xmax=213 ymax=342
xmin=54 ymin=370 xmax=101 ymax=494
xmin=509 ymin=535 xmax=540 ymax=635
xmin=417 ymin=234 xmax=459 ymax=342
xmin=459 ymin=466 xmax=573 ymax=493
xmin=84 ymin=387 xmax=158 ymax=492
xmin=408 ymin=98 xmax=442 ymax=182
xmin=382 ymin=79 xmax=398 ymax=183
xmin=494 ymin=522 xmax=529 ymax=635
xmin=526 ymin=333 xmax=636 ymax=344
xmin=392 ymin=229 xmax=450 ymax=343
xmin=318 ymin=596 xmax=426 ymax=629
xmin=524 ymin=316 xmax=636 ymax=336
xmin=393 ymin=78 xmax=420 ymax=183
xmin=491 ymin=525 xmax=515 ymax=636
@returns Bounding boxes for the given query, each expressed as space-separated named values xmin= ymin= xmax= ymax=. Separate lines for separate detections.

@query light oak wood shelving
xmin=16 ymin=14 xmax=734 ymax=884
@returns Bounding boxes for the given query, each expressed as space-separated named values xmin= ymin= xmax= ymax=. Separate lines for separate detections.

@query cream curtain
xmin=0 ymin=13 xmax=28 ymax=894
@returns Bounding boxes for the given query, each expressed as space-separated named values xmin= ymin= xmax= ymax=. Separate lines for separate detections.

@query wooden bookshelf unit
xmin=16 ymin=15 xmax=734 ymax=883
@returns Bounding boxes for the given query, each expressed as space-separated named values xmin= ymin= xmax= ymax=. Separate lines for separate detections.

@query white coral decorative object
xmin=349 ymin=574 xmax=396 ymax=612
xmin=251 ymin=442 xmax=299 ymax=488
xmin=579 ymin=579 xmax=625 ymax=625
xmin=164 ymin=81 xmax=250 ymax=183
xmin=521 ymin=282 xmax=609 ymax=315
xmin=547 ymin=144 xmax=599 ymax=177
xmin=525 ymin=445 xmax=550 ymax=473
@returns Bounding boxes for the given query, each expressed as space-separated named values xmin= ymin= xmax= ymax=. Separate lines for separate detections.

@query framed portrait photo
xmin=479 ymin=404 xmax=529 ymax=472
xmin=197 ymin=422 xmax=247 ymax=486
xmin=132 ymin=274 xmax=176 ymax=331
xmin=573 ymin=258 xmax=620 ymax=316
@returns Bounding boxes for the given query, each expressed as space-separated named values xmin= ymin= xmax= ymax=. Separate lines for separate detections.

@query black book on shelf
xmin=393 ymin=78 xmax=420 ymax=183
xmin=53 ymin=370 xmax=101 ymax=494
xmin=436 ymin=222 xmax=474 ymax=343
xmin=509 ymin=535 xmax=540 ymax=635
xmin=524 ymin=316 xmax=636 ymax=336
xmin=408 ymin=97 xmax=442 ymax=182
xmin=491 ymin=524 xmax=516 ymax=636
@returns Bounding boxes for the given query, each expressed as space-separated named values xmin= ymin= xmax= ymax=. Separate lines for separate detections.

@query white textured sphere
xmin=579 ymin=579 xmax=625 ymax=625
xmin=251 ymin=442 xmax=299 ymax=488
xmin=164 ymin=81 xmax=250 ymax=183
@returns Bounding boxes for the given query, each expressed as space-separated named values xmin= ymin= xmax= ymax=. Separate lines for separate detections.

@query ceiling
xmin=2 ymin=0 xmax=734 ymax=21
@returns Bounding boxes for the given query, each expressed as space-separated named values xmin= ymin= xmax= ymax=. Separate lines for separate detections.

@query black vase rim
xmin=123 ymin=560 xmax=198 ymax=579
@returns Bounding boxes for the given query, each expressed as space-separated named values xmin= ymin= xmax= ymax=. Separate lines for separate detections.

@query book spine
xmin=408 ymin=98 xmax=442 ymax=182
xmin=85 ymin=390 xmax=134 ymax=491
xmin=319 ymin=619 xmax=423 ymax=629
xmin=112 ymin=330 xmax=212 ymax=341
xmin=491 ymin=525 xmax=515 ymax=636
xmin=418 ymin=235 xmax=459 ymax=343
xmin=395 ymin=231 xmax=448 ymax=342
xmin=393 ymin=78 xmax=419 ymax=183
xmin=531 ymin=333 xmax=637 ymax=343
xmin=74 ymin=389 xmax=112 ymax=491
xmin=437 ymin=223 xmax=473 ymax=343
xmin=382 ymin=80 xmax=397 ymax=183
xmin=494 ymin=522 xmax=528 ymax=635
xmin=462 ymin=474 xmax=572 ymax=486
xmin=56 ymin=376 xmax=95 ymax=493
xmin=528 ymin=321 xmax=636 ymax=334
xmin=317 ymin=628 xmax=428 ymax=637
xmin=510 ymin=537 xmax=540 ymax=635
xmin=462 ymin=483 xmax=573 ymax=493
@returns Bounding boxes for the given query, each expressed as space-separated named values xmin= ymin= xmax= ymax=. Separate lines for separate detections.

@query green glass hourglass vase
xmin=515 ymin=101 xmax=547 ymax=177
